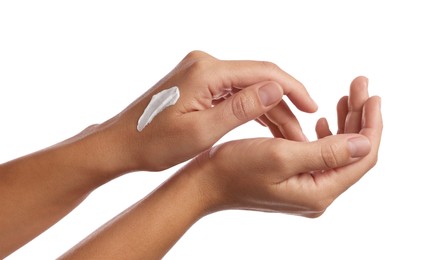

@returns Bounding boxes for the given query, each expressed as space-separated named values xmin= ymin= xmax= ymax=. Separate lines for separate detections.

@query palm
xmin=273 ymin=76 xmax=382 ymax=216
xmin=203 ymin=76 xmax=381 ymax=218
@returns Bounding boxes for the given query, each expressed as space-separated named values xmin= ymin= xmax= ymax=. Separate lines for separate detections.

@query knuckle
xmin=368 ymin=153 xmax=379 ymax=169
xmin=305 ymin=196 xmax=333 ymax=218
xmin=184 ymin=50 xmax=209 ymax=60
xmin=266 ymin=141 xmax=289 ymax=170
xmin=373 ymin=153 xmax=379 ymax=166
xmin=320 ymin=143 xmax=340 ymax=169
xmin=231 ymin=92 xmax=255 ymax=122
xmin=260 ymin=60 xmax=280 ymax=73
xmin=182 ymin=56 xmax=214 ymax=83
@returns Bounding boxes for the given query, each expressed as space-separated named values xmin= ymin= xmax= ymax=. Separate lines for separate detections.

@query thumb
xmin=293 ymin=134 xmax=372 ymax=173
xmin=202 ymin=81 xmax=283 ymax=137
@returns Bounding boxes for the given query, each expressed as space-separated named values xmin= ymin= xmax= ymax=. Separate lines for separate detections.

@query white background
xmin=1 ymin=1 xmax=433 ymax=259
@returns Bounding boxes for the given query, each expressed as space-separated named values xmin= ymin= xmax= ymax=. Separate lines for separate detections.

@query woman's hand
xmin=193 ymin=76 xmax=382 ymax=217
xmin=102 ymin=50 xmax=317 ymax=172
xmin=58 ymin=77 xmax=381 ymax=260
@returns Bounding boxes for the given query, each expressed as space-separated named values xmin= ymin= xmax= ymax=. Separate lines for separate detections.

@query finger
xmin=289 ymin=134 xmax=372 ymax=174
xmin=315 ymin=118 xmax=333 ymax=139
xmin=336 ymin=96 xmax=348 ymax=134
xmin=320 ymin=96 xmax=383 ymax=195
xmin=255 ymin=118 xmax=267 ymax=127
xmin=213 ymin=60 xmax=318 ymax=113
xmin=257 ymin=115 xmax=269 ymax=125
xmin=223 ymin=81 xmax=310 ymax=142
xmin=344 ymin=76 xmax=369 ymax=133
xmin=258 ymin=115 xmax=285 ymax=138
xmin=264 ymin=101 xmax=307 ymax=141
xmin=359 ymin=96 xmax=383 ymax=162
xmin=198 ymin=81 xmax=284 ymax=140
xmin=209 ymin=86 xmax=294 ymax=141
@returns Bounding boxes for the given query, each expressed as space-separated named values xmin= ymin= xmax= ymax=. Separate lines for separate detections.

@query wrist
xmin=181 ymin=153 xmax=228 ymax=216
xmin=53 ymin=119 xmax=136 ymax=187
xmin=61 ymin=155 xmax=219 ymax=259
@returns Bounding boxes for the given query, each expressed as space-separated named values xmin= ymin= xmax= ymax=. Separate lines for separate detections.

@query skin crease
xmin=0 ymin=51 xmax=318 ymax=258
xmin=60 ymin=76 xmax=382 ymax=259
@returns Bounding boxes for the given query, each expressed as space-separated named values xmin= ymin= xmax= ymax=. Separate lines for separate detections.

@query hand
xmin=57 ymin=77 xmax=380 ymax=260
xmin=102 ymin=50 xmax=317 ymax=171
xmin=192 ymin=76 xmax=382 ymax=217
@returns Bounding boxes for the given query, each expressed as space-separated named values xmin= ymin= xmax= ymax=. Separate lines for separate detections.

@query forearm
xmin=60 ymin=161 xmax=211 ymax=260
xmin=0 ymin=122 xmax=128 ymax=257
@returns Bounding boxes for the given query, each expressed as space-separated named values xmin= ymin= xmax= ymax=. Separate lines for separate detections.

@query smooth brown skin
xmin=60 ymin=76 xmax=382 ymax=259
xmin=0 ymin=51 xmax=317 ymax=258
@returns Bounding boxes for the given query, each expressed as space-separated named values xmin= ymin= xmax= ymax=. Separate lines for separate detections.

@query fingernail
xmin=347 ymin=136 xmax=371 ymax=158
xmin=258 ymin=83 xmax=282 ymax=106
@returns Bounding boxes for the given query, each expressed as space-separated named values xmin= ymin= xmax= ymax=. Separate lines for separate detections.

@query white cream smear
xmin=137 ymin=86 xmax=180 ymax=131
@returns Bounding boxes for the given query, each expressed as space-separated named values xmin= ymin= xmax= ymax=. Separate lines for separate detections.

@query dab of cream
xmin=137 ymin=86 xmax=180 ymax=131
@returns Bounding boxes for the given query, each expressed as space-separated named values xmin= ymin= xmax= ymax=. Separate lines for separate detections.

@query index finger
xmin=215 ymin=60 xmax=318 ymax=113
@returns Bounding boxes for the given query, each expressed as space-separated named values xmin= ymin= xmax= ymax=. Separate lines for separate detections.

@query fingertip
xmin=347 ymin=136 xmax=371 ymax=158
xmin=283 ymin=81 xmax=318 ymax=113
xmin=315 ymin=117 xmax=328 ymax=129
xmin=352 ymin=75 xmax=369 ymax=86
xmin=363 ymin=95 xmax=382 ymax=113
xmin=361 ymin=95 xmax=383 ymax=130
xmin=338 ymin=95 xmax=349 ymax=105
xmin=310 ymin=103 xmax=319 ymax=113
xmin=337 ymin=96 xmax=349 ymax=113
xmin=367 ymin=95 xmax=382 ymax=113
xmin=307 ymin=95 xmax=319 ymax=113
xmin=358 ymin=75 xmax=368 ymax=82
xmin=350 ymin=76 xmax=369 ymax=99
xmin=372 ymin=95 xmax=382 ymax=109
xmin=298 ymin=81 xmax=318 ymax=112
xmin=258 ymin=81 xmax=284 ymax=107
xmin=315 ymin=117 xmax=332 ymax=139
xmin=336 ymin=96 xmax=348 ymax=134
